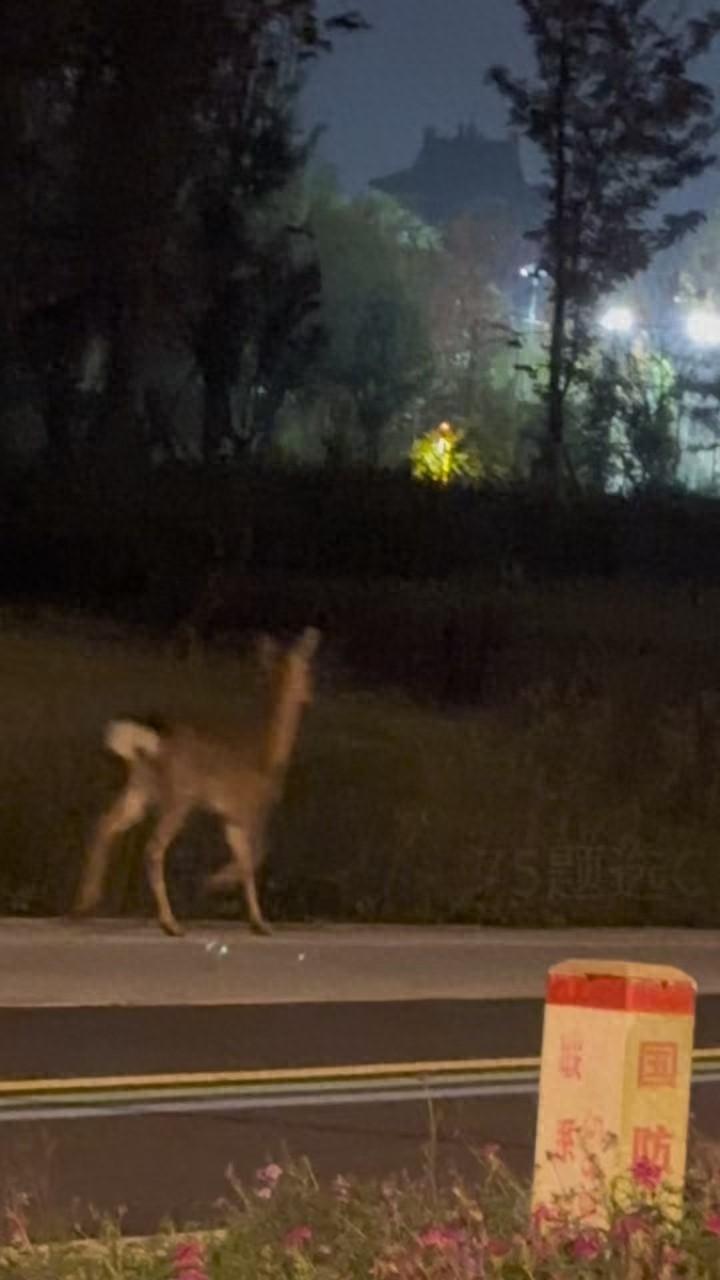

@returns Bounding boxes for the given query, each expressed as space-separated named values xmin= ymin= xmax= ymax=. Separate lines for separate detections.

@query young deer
xmin=72 ymin=627 xmax=321 ymax=937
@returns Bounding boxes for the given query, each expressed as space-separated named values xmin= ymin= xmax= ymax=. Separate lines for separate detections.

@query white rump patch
xmin=105 ymin=719 xmax=162 ymax=761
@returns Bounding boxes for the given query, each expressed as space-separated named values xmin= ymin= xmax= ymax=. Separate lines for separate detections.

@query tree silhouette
xmin=489 ymin=0 xmax=720 ymax=496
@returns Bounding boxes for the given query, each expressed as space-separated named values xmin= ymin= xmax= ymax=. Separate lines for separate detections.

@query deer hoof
xmin=160 ymin=918 xmax=185 ymax=938
xmin=251 ymin=920 xmax=273 ymax=938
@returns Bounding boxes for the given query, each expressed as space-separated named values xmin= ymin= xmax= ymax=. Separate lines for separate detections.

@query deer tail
xmin=104 ymin=719 xmax=164 ymax=762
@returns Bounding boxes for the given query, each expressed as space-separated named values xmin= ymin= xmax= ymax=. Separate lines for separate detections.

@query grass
xmin=4 ymin=1149 xmax=720 ymax=1278
xmin=3 ymin=580 xmax=720 ymax=928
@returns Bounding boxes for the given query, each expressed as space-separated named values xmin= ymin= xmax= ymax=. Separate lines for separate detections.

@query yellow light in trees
xmin=410 ymin=421 xmax=480 ymax=486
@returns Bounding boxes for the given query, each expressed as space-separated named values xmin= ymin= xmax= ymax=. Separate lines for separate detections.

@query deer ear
xmin=255 ymin=634 xmax=280 ymax=672
xmin=296 ymin=627 xmax=321 ymax=659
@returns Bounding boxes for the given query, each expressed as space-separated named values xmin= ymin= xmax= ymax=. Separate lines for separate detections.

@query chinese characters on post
xmin=532 ymin=960 xmax=696 ymax=1227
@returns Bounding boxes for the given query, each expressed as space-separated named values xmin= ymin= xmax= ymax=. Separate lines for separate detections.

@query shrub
xmin=5 ymin=1148 xmax=720 ymax=1278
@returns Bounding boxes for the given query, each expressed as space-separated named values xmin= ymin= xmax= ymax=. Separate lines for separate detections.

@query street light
xmin=519 ymin=264 xmax=549 ymax=326
xmin=686 ymin=308 xmax=720 ymax=348
xmin=599 ymin=305 xmax=636 ymax=336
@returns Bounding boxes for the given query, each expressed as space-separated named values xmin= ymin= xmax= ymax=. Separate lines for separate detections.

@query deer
xmin=71 ymin=627 xmax=321 ymax=938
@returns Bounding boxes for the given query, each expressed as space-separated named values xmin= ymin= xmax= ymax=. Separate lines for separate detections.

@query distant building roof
xmin=370 ymin=124 xmax=543 ymax=231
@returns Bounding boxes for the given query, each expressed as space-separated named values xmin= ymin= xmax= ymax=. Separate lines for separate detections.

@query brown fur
xmin=72 ymin=627 xmax=320 ymax=937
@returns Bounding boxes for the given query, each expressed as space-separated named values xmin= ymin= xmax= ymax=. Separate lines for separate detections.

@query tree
xmin=64 ymin=2 xmax=240 ymax=458
xmin=0 ymin=3 xmax=92 ymax=459
xmin=574 ymin=347 xmax=681 ymax=491
xmin=489 ymin=0 xmax=720 ymax=496
xmin=425 ymin=214 xmax=515 ymax=421
xmin=168 ymin=48 xmax=324 ymax=461
xmin=650 ymin=210 xmax=720 ymax=488
xmin=350 ymin=291 xmax=433 ymax=466
xmin=309 ymin=190 xmax=434 ymax=465
xmin=246 ymin=242 xmax=325 ymax=453
xmin=0 ymin=1 xmax=365 ymax=466
xmin=621 ymin=351 xmax=680 ymax=490
xmin=75 ymin=2 xmax=365 ymax=461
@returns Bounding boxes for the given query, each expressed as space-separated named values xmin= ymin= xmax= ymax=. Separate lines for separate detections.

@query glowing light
xmin=599 ymin=305 xmax=636 ymax=335
xmin=686 ymin=308 xmax=720 ymax=347
xmin=410 ymin=420 xmax=480 ymax=486
xmin=519 ymin=263 xmax=549 ymax=281
xmin=435 ymin=423 xmax=451 ymax=460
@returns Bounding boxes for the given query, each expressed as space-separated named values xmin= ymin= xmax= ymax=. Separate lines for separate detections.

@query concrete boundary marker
xmin=533 ymin=959 xmax=698 ymax=1225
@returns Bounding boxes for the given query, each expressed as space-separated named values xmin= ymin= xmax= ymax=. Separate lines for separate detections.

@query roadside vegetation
xmin=4 ymin=589 xmax=720 ymax=931
xmin=5 ymin=1150 xmax=720 ymax=1278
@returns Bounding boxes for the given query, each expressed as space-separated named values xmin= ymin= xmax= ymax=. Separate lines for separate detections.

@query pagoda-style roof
xmin=370 ymin=124 xmax=543 ymax=230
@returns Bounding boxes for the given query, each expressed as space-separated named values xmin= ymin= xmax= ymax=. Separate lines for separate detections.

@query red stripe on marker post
xmin=547 ymin=971 xmax=696 ymax=1016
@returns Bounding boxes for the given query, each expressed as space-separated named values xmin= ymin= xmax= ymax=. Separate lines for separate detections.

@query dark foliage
xmin=489 ymin=0 xmax=720 ymax=494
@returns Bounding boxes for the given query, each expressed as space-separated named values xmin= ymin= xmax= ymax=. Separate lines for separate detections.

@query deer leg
xmin=144 ymin=806 xmax=188 ymax=938
xmin=73 ymin=783 xmax=148 ymax=916
xmin=205 ymin=860 xmax=241 ymax=892
xmin=224 ymin=823 xmax=272 ymax=936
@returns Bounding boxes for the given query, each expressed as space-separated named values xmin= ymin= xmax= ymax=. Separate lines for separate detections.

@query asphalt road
xmin=3 ymin=920 xmax=720 ymax=1005
xmin=0 ymin=999 xmax=544 ymax=1079
xmin=2 ymin=997 xmax=720 ymax=1238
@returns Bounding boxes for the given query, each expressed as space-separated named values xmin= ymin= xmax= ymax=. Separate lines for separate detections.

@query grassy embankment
xmin=3 ymin=577 xmax=720 ymax=928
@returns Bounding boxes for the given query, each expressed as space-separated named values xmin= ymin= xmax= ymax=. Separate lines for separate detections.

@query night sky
xmin=303 ymin=0 xmax=720 ymax=212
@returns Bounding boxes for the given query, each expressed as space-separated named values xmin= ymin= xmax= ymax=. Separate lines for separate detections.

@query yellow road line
xmin=2 ymin=1047 xmax=720 ymax=1098
xmin=0 ymin=1056 xmax=540 ymax=1096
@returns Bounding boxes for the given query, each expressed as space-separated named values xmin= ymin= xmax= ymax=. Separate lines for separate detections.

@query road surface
xmin=2 ymin=997 xmax=720 ymax=1238
xmin=0 ymin=921 xmax=718 ymax=1238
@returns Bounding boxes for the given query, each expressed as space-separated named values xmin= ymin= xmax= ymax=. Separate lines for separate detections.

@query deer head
xmin=256 ymin=627 xmax=322 ymax=775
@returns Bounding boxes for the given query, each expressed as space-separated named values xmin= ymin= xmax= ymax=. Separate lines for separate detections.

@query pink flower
xmin=487 ymin=1237 xmax=511 ymax=1258
xmin=532 ymin=1203 xmax=558 ymax=1230
xmin=173 ymin=1240 xmax=205 ymax=1266
xmin=256 ymin=1162 xmax=283 ymax=1185
xmin=418 ymin=1225 xmax=466 ymax=1250
xmin=706 ymin=1212 xmax=720 ymax=1236
xmin=254 ymin=1186 xmax=273 ymax=1200
xmin=283 ymin=1224 xmax=313 ymax=1250
xmin=571 ymin=1232 xmax=602 ymax=1261
xmin=630 ymin=1156 xmax=664 ymax=1192
xmin=172 ymin=1239 xmax=208 ymax=1280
